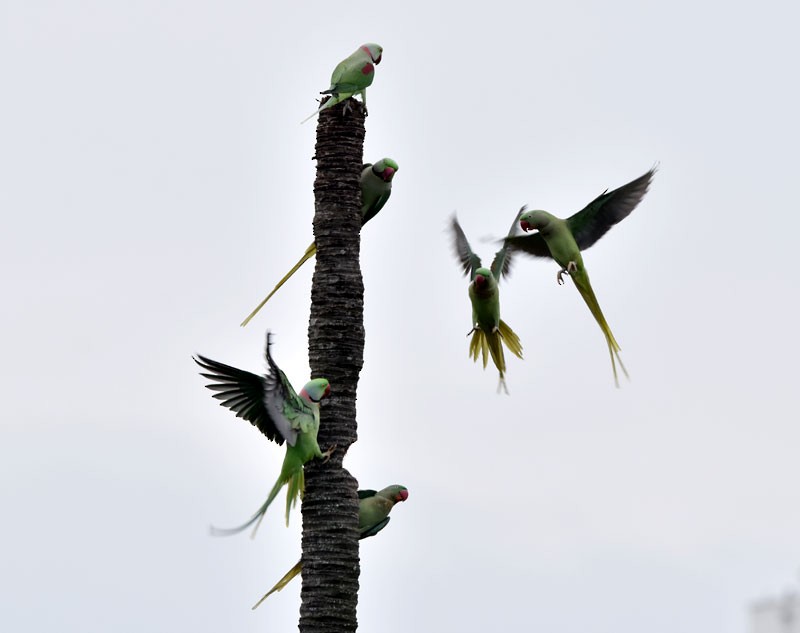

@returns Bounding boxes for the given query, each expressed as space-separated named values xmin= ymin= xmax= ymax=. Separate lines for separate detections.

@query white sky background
xmin=2 ymin=1 xmax=799 ymax=631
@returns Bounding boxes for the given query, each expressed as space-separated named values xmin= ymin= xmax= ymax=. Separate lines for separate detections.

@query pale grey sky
xmin=2 ymin=1 xmax=799 ymax=632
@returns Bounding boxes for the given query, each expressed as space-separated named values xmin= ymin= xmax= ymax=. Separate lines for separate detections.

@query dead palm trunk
xmin=300 ymin=100 xmax=366 ymax=633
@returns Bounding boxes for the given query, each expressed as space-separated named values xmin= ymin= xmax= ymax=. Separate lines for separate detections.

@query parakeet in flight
xmin=451 ymin=212 xmax=524 ymax=393
xmin=241 ymin=158 xmax=399 ymax=326
xmin=193 ymin=332 xmax=333 ymax=535
xmin=301 ymin=43 xmax=383 ymax=124
xmin=252 ymin=485 xmax=408 ymax=609
xmin=506 ymin=168 xmax=655 ymax=386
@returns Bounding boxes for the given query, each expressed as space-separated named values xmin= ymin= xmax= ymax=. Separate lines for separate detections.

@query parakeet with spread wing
xmin=252 ymin=485 xmax=409 ymax=609
xmin=241 ymin=158 xmax=398 ymax=326
xmin=301 ymin=43 xmax=383 ymax=124
xmin=451 ymin=212 xmax=524 ymax=393
xmin=193 ymin=332 xmax=332 ymax=535
xmin=506 ymin=168 xmax=655 ymax=386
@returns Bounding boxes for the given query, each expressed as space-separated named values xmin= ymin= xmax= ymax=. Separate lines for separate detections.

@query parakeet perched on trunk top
xmin=241 ymin=158 xmax=398 ymax=326
xmin=451 ymin=212 xmax=524 ymax=393
xmin=252 ymin=485 xmax=408 ymax=609
xmin=193 ymin=332 xmax=333 ymax=536
xmin=301 ymin=43 xmax=383 ymax=123
xmin=506 ymin=168 xmax=655 ymax=386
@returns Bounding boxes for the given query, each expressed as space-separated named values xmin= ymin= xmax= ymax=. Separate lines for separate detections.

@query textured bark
xmin=300 ymin=98 xmax=365 ymax=633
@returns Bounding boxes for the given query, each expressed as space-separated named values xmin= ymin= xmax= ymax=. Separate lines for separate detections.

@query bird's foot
xmin=466 ymin=326 xmax=478 ymax=337
xmin=557 ymin=261 xmax=578 ymax=285
xmin=321 ymin=445 xmax=337 ymax=462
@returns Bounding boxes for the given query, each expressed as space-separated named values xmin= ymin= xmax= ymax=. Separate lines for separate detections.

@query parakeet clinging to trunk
xmin=252 ymin=485 xmax=408 ymax=609
xmin=301 ymin=43 xmax=383 ymax=124
xmin=241 ymin=158 xmax=399 ymax=326
xmin=451 ymin=212 xmax=524 ymax=393
xmin=506 ymin=168 xmax=655 ymax=386
xmin=193 ymin=332 xmax=333 ymax=536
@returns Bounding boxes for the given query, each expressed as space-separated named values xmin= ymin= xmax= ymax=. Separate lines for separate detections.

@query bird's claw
xmin=557 ymin=261 xmax=578 ymax=285
xmin=466 ymin=326 xmax=478 ymax=337
xmin=321 ymin=445 xmax=337 ymax=462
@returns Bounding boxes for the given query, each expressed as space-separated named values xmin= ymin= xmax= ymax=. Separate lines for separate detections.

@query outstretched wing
xmin=567 ymin=167 xmax=655 ymax=250
xmin=262 ymin=332 xmax=316 ymax=443
xmin=490 ymin=206 xmax=525 ymax=283
xmin=194 ymin=354 xmax=286 ymax=445
xmin=450 ymin=215 xmax=482 ymax=280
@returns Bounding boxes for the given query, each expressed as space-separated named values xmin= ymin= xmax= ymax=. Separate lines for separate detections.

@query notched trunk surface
xmin=300 ymin=98 xmax=366 ymax=633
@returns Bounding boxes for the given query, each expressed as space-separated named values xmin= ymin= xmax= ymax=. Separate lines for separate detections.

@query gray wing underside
xmin=450 ymin=215 xmax=482 ymax=280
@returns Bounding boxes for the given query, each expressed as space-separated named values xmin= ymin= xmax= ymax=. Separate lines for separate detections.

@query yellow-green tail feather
xmin=468 ymin=323 xmax=523 ymax=393
xmin=572 ymin=269 xmax=629 ymax=387
xmin=252 ymin=560 xmax=303 ymax=609
xmin=241 ymin=242 xmax=317 ymax=326
xmin=284 ymin=467 xmax=304 ymax=527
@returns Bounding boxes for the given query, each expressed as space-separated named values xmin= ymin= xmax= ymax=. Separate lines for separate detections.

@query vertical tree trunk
xmin=300 ymin=100 xmax=366 ymax=633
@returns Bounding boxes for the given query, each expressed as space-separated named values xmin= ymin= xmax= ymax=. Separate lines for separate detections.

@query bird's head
xmin=361 ymin=43 xmax=383 ymax=64
xmin=378 ymin=485 xmax=409 ymax=504
xmin=373 ymin=158 xmax=398 ymax=182
xmin=300 ymin=378 xmax=331 ymax=403
xmin=473 ymin=267 xmax=495 ymax=290
xmin=519 ymin=209 xmax=551 ymax=233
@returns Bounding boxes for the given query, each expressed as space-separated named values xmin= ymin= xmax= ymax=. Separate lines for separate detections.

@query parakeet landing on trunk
xmin=194 ymin=332 xmax=332 ymax=536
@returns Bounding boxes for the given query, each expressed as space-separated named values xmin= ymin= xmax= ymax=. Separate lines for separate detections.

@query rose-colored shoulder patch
xmin=361 ymin=62 xmax=374 ymax=75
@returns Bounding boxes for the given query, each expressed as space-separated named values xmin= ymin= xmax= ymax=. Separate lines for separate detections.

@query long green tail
xmin=209 ymin=472 xmax=291 ymax=539
xmin=468 ymin=321 xmax=523 ymax=393
xmin=241 ymin=242 xmax=317 ymax=326
xmin=252 ymin=560 xmax=303 ymax=609
xmin=571 ymin=268 xmax=629 ymax=387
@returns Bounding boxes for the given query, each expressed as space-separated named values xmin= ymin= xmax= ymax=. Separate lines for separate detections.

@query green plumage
xmin=301 ymin=43 xmax=383 ymax=123
xmin=508 ymin=168 xmax=655 ymax=385
xmin=451 ymin=212 xmax=524 ymax=393
xmin=241 ymin=158 xmax=398 ymax=326
xmin=252 ymin=485 xmax=408 ymax=609
xmin=194 ymin=333 xmax=332 ymax=535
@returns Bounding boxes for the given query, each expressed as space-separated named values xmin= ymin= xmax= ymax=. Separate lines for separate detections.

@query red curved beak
xmin=520 ymin=219 xmax=532 ymax=232
xmin=396 ymin=489 xmax=409 ymax=502
xmin=382 ymin=167 xmax=395 ymax=182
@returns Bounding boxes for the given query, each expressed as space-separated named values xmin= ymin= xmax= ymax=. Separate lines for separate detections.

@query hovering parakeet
xmin=451 ymin=213 xmax=524 ymax=393
xmin=506 ymin=168 xmax=655 ymax=386
xmin=301 ymin=43 xmax=383 ymax=124
xmin=252 ymin=485 xmax=408 ymax=609
xmin=193 ymin=332 xmax=333 ymax=535
xmin=241 ymin=158 xmax=399 ymax=326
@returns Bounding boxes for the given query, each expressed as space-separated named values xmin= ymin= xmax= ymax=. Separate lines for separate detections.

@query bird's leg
xmin=466 ymin=325 xmax=478 ymax=337
xmin=321 ymin=444 xmax=337 ymax=462
xmin=556 ymin=261 xmax=578 ymax=285
xmin=360 ymin=90 xmax=368 ymax=116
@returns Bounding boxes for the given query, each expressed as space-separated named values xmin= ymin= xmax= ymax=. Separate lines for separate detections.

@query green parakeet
xmin=506 ymin=168 xmax=655 ymax=386
xmin=193 ymin=332 xmax=333 ymax=535
xmin=451 ymin=212 xmax=524 ymax=393
xmin=301 ymin=43 xmax=383 ymax=124
xmin=241 ymin=158 xmax=399 ymax=326
xmin=252 ymin=485 xmax=408 ymax=609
